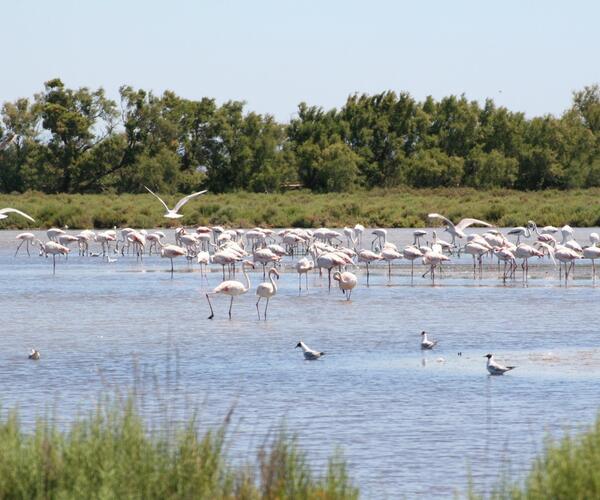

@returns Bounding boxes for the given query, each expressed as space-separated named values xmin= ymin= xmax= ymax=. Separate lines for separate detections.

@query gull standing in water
xmin=28 ymin=349 xmax=40 ymax=360
xmin=296 ymin=341 xmax=325 ymax=360
xmin=485 ymin=353 xmax=515 ymax=375
xmin=144 ymin=186 xmax=208 ymax=219
xmin=420 ymin=331 xmax=438 ymax=350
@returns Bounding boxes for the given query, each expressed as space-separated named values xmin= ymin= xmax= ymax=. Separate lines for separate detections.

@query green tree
xmin=405 ymin=148 xmax=464 ymax=187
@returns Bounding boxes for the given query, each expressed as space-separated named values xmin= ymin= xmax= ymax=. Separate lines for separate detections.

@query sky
xmin=1 ymin=0 xmax=599 ymax=121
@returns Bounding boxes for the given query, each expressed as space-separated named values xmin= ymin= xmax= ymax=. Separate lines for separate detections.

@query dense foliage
xmin=1 ymin=79 xmax=599 ymax=194
xmin=472 ymin=413 xmax=600 ymax=499
xmin=0 ymin=398 xmax=357 ymax=499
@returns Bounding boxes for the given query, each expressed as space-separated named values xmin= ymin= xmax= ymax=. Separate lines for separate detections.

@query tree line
xmin=1 ymin=78 xmax=599 ymax=194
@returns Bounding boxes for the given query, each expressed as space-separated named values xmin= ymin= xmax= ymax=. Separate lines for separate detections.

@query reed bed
xmin=2 ymin=188 xmax=600 ymax=229
xmin=0 ymin=398 xmax=357 ymax=499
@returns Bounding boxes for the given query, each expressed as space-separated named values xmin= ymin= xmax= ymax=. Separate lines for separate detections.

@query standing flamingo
xmin=358 ymin=249 xmax=382 ymax=284
xmin=333 ymin=271 xmax=357 ymax=300
xmin=206 ymin=260 xmax=255 ymax=319
xmin=36 ymin=240 xmax=70 ymax=274
xmin=295 ymin=257 xmax=314 ymax=293
xmin=402 ymin=245 xmax=423 ymax=282
xmin=255 ymin=268 xmax=279 ymax=319
xmin=15 ymin=232 xmax=35 ymax=256
xmin=158 ymin=242 xmax=187 ymax=276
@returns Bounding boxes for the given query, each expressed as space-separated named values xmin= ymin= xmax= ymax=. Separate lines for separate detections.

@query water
xmin=1 ymin=228 xmax=600 ymax=498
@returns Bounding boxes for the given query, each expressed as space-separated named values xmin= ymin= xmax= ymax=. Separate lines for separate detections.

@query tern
xmin=420 ymin=331 xmax=438 ymax=350
xmin=0 ymin=207 xmax=35 ymax=222
xmin=485 ymin=353 xmax=515 ymax=375
xmin=296 ymin=341 xmax=325 ymax=360
xmin=144 ymin=186 xmax=208 ymax=219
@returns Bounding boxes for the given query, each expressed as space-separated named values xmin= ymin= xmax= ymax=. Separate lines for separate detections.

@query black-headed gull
xmin=144 ymin=186 xmax=207 ymax=219
xmin=420 ymin=331 xmax=438 ymax=350
xmin=485 ymin=353 xmax=515 ymax=375
xmin=296 ymin=341 xmax=325 ymax=360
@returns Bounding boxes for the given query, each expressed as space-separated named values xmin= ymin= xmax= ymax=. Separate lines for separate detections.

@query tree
xmin=405 ymin=148 xmax=464 ymax=188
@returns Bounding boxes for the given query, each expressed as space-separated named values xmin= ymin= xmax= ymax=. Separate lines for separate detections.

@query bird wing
xmin=428 ymin=213 xmax=454 ymax=228
xmin=456 ymin=218 xmax=493 ymax=231
xmin=144 ymin=186 xmax=170 ymax=212
xmin=173 ymin=190 xmax=208 ymax=213
xmin=0 ymin=208 xmax=35 ymax=222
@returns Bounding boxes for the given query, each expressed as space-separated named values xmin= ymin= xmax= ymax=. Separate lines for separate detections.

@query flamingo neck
xmin=269 ymin=272 xmax=278 ymax=292
xmin=242 ymin=266 xmax=251 ymax=291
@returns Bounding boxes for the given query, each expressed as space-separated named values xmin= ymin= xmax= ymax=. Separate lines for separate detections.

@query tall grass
xmin=472 ymin=414 xmax=600 ymax=499
xmin=3 ymin=188 xmax=600 ymax=229
xmin=0 ymin=398 xmax=358 ymax=499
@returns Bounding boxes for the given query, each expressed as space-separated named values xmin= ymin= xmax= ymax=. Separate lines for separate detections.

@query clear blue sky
xmin=2 ymin=0 xmax=599 ymax=121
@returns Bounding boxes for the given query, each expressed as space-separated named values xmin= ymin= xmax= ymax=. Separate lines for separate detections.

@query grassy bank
xmin=472 ymin=414 xmax=600 ymax=499
xmin=0 ymin=398 xmax=357 ymax=499
xmin=2 ymin=188 xmax=600 ymax=229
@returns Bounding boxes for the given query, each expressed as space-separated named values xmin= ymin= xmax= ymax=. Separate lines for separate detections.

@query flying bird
xmin=0 ymin=208 xmax=35 ymax=222
xmin=485 ymin=353 xmax=515 ymax=375
xmin=428 ymin=213 xmax=493 ymax=245
xmin=144 ymin=186 xmax=208 ymax=219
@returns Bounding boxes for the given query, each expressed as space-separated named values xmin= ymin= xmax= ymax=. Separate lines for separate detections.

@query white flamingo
xmin=144 ymin=186 xmax=208 ymax=219
xmin=255 ymin=268 xmax=279 ymax=319
xmin=295 ymin=257 xmax=314 ymax=293
xmin=36 ymin=240 xmax=70 ymax=274
xmin=206 ymin=260 xmax=255 ymax=319
xmin=15 ymin=232 xmax=35 ymax=256
xmin=333 ymin=271 xmax=357 ymax=300
xmin=357 ymin=249 xmax=382 ymax=284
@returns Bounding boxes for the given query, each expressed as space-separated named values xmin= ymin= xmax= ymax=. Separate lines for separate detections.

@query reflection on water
xmin=1 ymin=228 xmax=600 ymax=498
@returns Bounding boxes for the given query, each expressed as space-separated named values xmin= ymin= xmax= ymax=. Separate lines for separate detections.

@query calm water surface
xmin=1 ymin=228 xmax=600 ymax=498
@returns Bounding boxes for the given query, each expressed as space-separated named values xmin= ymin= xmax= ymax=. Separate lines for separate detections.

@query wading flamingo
xmin=36 ymin=240 xmax=70 ymax=274
xmin=333 ymin=271 xmax=357 ymax=300
xmin=255 ymin=268 xmax=279 ymax=319
xmin=295 ymin=257 xmax=314 ymax=293
xmin=157 ymin=241 xmax=187 ymax=276
xmin=206 ymin=260 xmax=255 ymax=319
xmin=15 ymin=232 xmax=35 ymax=256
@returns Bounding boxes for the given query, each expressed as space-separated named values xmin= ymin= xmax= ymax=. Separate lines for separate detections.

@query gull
xmin=420 ymin=331 xmax=438 ymax=350
xmin=295 ymin=341 xmax=325 ymax=360
xmin=485 ymin=353 xmax=515 ymax=375
xmin=144 ymin=186 xmax=208 ymax=219
xmin=28 ymin=349 xmax=40 ymax=360
xmin=0 ymin=207 xmax=35 ymax=222
xmin=428 ymin=213 xmax=493 ymax=245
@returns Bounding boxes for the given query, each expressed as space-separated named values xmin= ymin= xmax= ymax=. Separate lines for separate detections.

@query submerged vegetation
xmin=0 ymin=398 xmax=357 ymax=499
xmin=473 ymin=413 xmax=600 ymax=499
xmin=0 ymin=79 xmax=599 ymax=195
xmin=2 ymin=188 xmax=600 ymax=229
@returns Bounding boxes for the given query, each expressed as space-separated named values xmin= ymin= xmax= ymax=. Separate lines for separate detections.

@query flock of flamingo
xmin=3 ymin=188 xmax=600 ymax=323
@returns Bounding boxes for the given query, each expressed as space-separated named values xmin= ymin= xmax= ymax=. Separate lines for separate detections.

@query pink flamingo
xmin=206 ymin=261 xmax=255 ymax=319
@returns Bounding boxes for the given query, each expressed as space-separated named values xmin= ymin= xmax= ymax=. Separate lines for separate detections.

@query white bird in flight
xmin=485 ymin=353 xmax=515 ymax=375
xmin=428 ymin=213 xmax=493 ymax=245
xmin=144 ymin=186 xmax=208 ymax=219
xmin=0 ymin=208 xmax=35 ymax=222
xmin=296 ymin=341 xmax=325 ymax=360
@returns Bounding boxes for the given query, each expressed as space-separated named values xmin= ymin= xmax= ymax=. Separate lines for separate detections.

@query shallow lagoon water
xmin=1 ymin=228 xmax=600 ymax=498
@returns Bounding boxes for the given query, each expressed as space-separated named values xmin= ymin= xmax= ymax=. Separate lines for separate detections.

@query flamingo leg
xmin=306 ymin=272 xmax=309 ymax=291
xmin=328 ymin=268 xmax=332 ymax=291
xmin=264 ymin=298 xmax=269 ymax=319
xmin=26 ymin=240 xmax=31 ymax=256
xmin=388 ymin=261 xmax=391 ymax=279
xmin=206 ymin=293 xmax=215 ymax=319
xmin=170 ymin=258 xmax=174 ymax=277
xmin=52 ymin=254 xmax=56 ymax=275
xmin=298 ymin=273 xmax=301 ymax=294
xmin=14 ymin=240 xmax=24 ymax=257
xmin=228 ymin=296 xmax=234 ymax=319
xmin=256 ymin=297 xmax=261 ymax=319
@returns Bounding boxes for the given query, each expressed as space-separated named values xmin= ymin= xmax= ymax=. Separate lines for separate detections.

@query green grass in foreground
xmin=472 ymin=414 xmax=600 ymax=499
xmin=2 ymin=188 xmax=600 ymax=229
xmin=0 ymin=399 xmax=357 ymax=499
